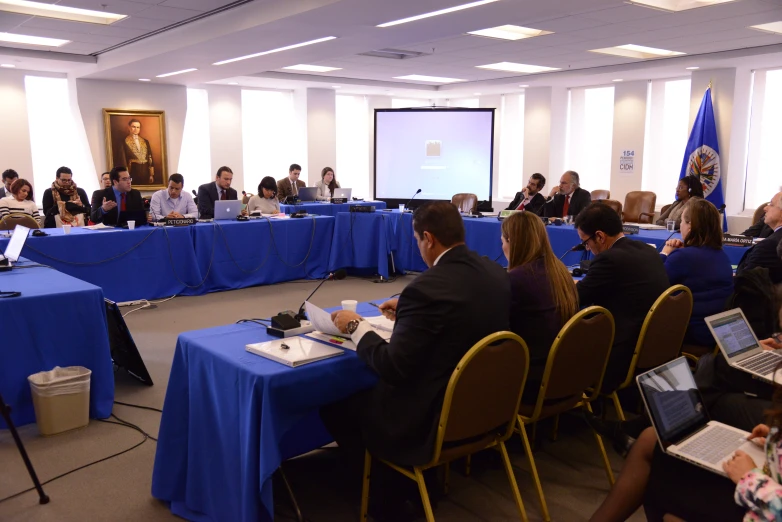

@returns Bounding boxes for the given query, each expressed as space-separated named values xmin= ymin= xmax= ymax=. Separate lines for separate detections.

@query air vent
xmin=358 ymin=48 xmax=429 ymax=60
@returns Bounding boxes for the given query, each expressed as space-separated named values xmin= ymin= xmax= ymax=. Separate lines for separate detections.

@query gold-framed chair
xmin=0 ymin=213 xmax=40 ymax=230
xmin=602 ymin=285 xmax=693 ymax=421
xmin=517 ymin=306 xmax=616 ymax=522
xmin=451 ymin=193 xmax=478 ymax=213
xmin=591 ymin=189 xmax=611 ymax=201
xmin=359 ymin=332 xmax=531 ymax=522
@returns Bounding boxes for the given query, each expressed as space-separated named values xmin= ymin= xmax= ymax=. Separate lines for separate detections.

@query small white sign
xmin=619 ymin=150 xmax=635 ymax=174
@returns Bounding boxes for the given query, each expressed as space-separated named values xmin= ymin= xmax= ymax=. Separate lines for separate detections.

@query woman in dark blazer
xmin=501 ymin=211 xmax=579 ymax=401
xmin=660 ymin=198 xmax=734 ymax=347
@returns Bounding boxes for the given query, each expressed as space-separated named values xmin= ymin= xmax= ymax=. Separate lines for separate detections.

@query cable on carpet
xmin=113 ymin=400 xmax=163 ymax=413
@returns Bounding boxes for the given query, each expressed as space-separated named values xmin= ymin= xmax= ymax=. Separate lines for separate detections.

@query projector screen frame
xmin=373 ymin=107 xmax=496 ymax=210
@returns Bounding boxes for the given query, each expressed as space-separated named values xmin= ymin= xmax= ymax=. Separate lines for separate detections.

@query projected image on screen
xmin=375 ymin=109 xmax=494 ymax=202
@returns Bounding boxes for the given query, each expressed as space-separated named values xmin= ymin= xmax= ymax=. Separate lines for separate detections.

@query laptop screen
xmin=708 ymin=311 xmax=759 ymax=358
xmin=4 ymin=225 xmax=30 ymax=262
xmin=637 ymin=357 xmax=708 ymax=448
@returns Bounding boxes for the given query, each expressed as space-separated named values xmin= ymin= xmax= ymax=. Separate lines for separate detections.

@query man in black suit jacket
xmin=737 ymin=192 xmax=782 ymax=284
xmin=322 ymin=202 xmax=511 ymax=469
xmin=505 ymin=172 xmax=547 ymax=215
xmin=197 ymin=166 xmax=238 ymax=219
xmin=742 ymin=218 xmax=774 ymax=239
xmin=575 ymin=203 xmax=670 ymax=392
xmin=543 ymin=170 xmax=592 ymax=218
xmin=90 ymin=166 xmax=147 ymax=226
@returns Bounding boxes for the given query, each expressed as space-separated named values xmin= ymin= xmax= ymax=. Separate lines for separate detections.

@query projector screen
xmin=374 ymin=108 xmax=495 ymax=204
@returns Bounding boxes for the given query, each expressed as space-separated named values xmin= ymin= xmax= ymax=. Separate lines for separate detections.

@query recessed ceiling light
xmin=686 ymin=66 xmax=699 ymax=70
xmin=628 ymin=0 xmax=738 ymax=12
xmin=377 ymin=0 xmax=499 ymax=28
xmin=213 ymin=36 xmax=337 ymax=66
xmin=476 ymin=62 xmax=559 ymax=73
xmin=590 ymin=44 xmax=685 ymax=59
xmin=332 ymin=85 xmax=341 ymax=88
xmin=283 ymin=64 xmax=342 ymax=73
xmin=1 ymin=63 xmax=15 ymax=68
xmin=0 ymin=0 xmax=125 ymax=25
xmin=749 ymin=21 xmax=782 ymax=36
xmin=394 ymin=74 xmax=466 ymax=83
xmin=0 ymin=32 xmax=68 ymax=46
xmin=156 ymin=68 xmax=197 ymax=78
xmin=519 ymin=84 xmax=529 ymax=87
xmin=467 ymin=25 xmax=552 ymax=41
xmin=613 ymin=79 xmax=623 ymax=82
xmin=138 ymin=78 xmax=151 ymax=82
xmin=228 ymin=82 xmax=239 ymax=85
xmin=473 ymin=92 xmax=482 ymax=95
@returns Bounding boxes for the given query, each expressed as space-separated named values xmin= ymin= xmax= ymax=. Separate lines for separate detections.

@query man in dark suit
xmin=322 ymin=202 xmax=511 ymax=474
xmin=737 ymin=192 xmax=782 ymax=284
xmin=90 ymin=165 xmax=148 ymax=226
xmin=276 ymin=163 xmax=305 ymax=202
xmin=575 ymin=203 xmax=670 ymax=392
xmin=90 ymin=171 xmax=112 ymax=217
xmin=543 ymin=170 xmax=591 ymax=218
xmin=505 ymin=172 xmax=547 ymax=214
xmin=196 ymin=166 xmax=238 ymax=219
xmin=742 ymin=218 xmax=774 ymax=239
xmin=0 ymin=169 xmax=18 ymax=199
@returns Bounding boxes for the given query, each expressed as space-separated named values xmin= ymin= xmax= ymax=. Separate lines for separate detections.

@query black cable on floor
xmin=113 ymin=400 xmax=163 ymax=414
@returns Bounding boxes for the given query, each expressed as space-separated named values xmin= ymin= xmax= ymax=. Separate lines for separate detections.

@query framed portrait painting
xmin=103 ymin=109 xmax=168 ymax=190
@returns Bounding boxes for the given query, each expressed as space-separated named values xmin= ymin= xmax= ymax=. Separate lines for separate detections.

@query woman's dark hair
xmin=10 ymin=178 xmax=33 ymax=201
xmin=321 ymin=167 xmax=337 ymax=196
xmin=682 ymin=198 xmax=723 ymax=249
xmin=680 ymin=175 xmax=704 ymax=199
xmin=259 ymin=176 xmax=277 ymax=197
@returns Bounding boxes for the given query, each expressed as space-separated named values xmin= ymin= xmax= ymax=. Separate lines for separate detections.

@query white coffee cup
xmin=62 ymin=224 xmax=71 ymax=235
xmin=398 ymin=204 xmax=405 ymax=212
xmin=127 ymin=221 xmax=136 ymax=230
xmin=341 ymin=299 xmax=358 ymax=312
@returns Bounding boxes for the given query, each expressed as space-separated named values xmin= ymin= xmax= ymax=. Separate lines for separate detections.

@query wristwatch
xmin=345 ymin=318 xmax=364 ymax=335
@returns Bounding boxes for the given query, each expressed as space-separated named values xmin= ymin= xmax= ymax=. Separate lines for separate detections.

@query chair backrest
xmin=526 ymin=307 xmax=614 ymax=420
xmin=451 ymin=193 xmax=478 ymax=213
xmin=753 ymin=202 xmax=769 ymax=225
xmin=0 ymin=213 xmax=39 ymax=230
xmin=617 ymin=285 xmax=693 ymax=390
xmin=429 ymin=332 xmax=529 ymax=464
xmin=591 ymin=189 xmax=610 ymax=201
xmin=602 ymin=199 xmax=623 ymax=216
xmin=622 ymin=191 xmax=657 ymax=224
xmin=242 ymin=192 xmax=254 ymax=205
xmin=660 ymin=203 xmax=672 ymax=216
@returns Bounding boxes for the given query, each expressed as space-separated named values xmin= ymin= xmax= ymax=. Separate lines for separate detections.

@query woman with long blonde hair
xmin=501 ymin=211 xmax=579 ymax=400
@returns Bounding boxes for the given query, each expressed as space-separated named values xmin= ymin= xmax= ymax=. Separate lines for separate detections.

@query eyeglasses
xmin=579 ymin=235 xmax=595 ymax=249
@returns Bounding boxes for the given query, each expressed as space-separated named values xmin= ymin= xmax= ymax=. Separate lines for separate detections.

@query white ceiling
xmin=1 ymin=0 xmax=782 ymax=95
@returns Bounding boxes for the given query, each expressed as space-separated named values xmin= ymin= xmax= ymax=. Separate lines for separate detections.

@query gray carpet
xmin=0 ymin=275 xmax=644 ymax=521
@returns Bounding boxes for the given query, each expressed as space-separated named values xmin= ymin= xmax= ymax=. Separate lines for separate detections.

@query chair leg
xmin=611 ymin=392 xmax=626 ymax=422
xmin=464 ymin=454 xmax=471 ymax=476
xmin=550 ymin=414 xmax=560 ymax=442
xmin=413 ymin=467 xmax=436 ymax=522
xmin=585 ymin=403 xmax=616 ymax=486
xmin=360 ymin=451 xmax=371 ymax=522
xmin=498 ymin=440 xmax=529 ymax=522
xmin=519 ymin=417 xmax=550 ymax=522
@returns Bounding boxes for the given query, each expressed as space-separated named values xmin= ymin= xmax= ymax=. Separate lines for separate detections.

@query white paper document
xmin=304 ymin=301 xmax=394 ymax=342
xmin=366 ymin=315 xmax=394 ymax=334
xmin=84 ymin=223 xmax=114 ymax=230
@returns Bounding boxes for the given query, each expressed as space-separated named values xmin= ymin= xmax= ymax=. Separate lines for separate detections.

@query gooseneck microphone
xmin=295 ymin=269 xmax=347 ymax=321
xmin=404 ymin=189 xmax=422 ymax=211
xmin=192 ymin=190 xmax=198 ymax=197
xmin=559 ymin=242 xmax=586 ymax=261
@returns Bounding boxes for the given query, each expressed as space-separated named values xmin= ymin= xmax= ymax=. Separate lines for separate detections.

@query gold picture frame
xmin=103 ymin=109 xmax=168 ymax=190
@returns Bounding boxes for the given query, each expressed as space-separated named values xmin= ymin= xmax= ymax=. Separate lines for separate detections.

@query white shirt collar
xmin=433 ymin=247 xmax=455 ymax=266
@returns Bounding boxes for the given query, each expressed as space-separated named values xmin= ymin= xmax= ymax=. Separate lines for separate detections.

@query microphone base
xmin=267 ymin=320 xmax=315 ymax=338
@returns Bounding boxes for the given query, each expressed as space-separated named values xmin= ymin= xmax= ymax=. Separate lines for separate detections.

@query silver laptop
xmin=214 ymin=200 xmax=242 ymax=220
xmin=3 ymin=225 xmax=30 ymax=266
xmin=705 ymin=308 xmax=782 ymax=383
xmin=332 ymin=188 xmax=352 ymax=200
xmin=298 ymin=187 xmax=318 ymax=202
xmin=637 ymin=357 xmax=764 ymax=476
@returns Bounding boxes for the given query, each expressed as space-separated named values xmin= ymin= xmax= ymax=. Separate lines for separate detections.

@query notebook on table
xmin=245 ymin=337 xmax=343 ymax=367
xmin=705 ymin=308 xmax=782 ymax=383
xmin=637 ymin=357 xmax=764 ymax=476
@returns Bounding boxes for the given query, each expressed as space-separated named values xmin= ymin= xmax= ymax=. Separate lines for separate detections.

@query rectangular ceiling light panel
xmin=467 ymin=25 xmax=552 ymax=40
xmin=590 ymin=44 xmax=685 ymax=59
xmin=0 ymin=0 xmax=126 ymax=25
xmin=378 ymin=0 xmax=499 ymax=28
xmin=476 ymin=62 xmax=559 ymax=73
xmin=628 ymin=0 xmax=738 ymax=12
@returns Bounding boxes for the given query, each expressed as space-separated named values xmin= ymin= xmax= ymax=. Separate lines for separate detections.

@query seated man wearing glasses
xmin=574 ymin=203 xmax=669 ymax=392
xmin=41 ymin=166 xmax=92 ymax=228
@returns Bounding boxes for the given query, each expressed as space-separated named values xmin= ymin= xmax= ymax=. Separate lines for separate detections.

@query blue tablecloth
xmin=280 ymin=200 xmax=386 ymax=217
xmin=152 ymin=302 xmax=380 ymax=522
xmin=0 ymin=261 xmax=114 ymax=427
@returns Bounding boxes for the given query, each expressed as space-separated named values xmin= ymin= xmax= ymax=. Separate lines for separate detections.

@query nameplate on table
xmin=622 ymin=225 xmax=639 ymax=235
xmin=723 ymin=234 xmax=753 ymax=247
xmin=165 ymin=217 xmax=197 ymax=226
xmin=349 ymin=205 xmax=375 ymax=213
xmin=331 ymin=198 xmax=347 ymax=204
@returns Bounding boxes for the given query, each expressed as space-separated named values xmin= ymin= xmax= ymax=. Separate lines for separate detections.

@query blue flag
xmin=679 ymin=87 xmax=726 ymax=230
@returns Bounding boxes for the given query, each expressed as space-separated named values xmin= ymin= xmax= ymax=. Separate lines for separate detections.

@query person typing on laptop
xmin=314 ymin=167 xmax=340 ymax=201
xmin=90 ymin=166 xmax=150 ymax=226
xmin=196 ymin=166 xmax=239 ymax=220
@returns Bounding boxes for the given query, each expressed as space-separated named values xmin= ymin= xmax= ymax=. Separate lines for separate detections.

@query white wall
xmin=0 ymin=69 xmax=35 ymax=191
xmin=610 ymin=81 xmax=648 ymax=205
xmin=305 ymin=88 xmax=336 ymax=186
xmin=366 ymin=95 xmax=391 ymax=199
xmin=206 ymin=85 xmax=244 ymax=190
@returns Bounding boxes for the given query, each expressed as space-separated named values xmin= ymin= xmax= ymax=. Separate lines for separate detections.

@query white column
xmin=306 ymin=88 xmax=336 ymax=186
xmin=207 ymin=86 xmax=243 ymax=190
xmin=0 ymin=69 xmax=34 ymax=191
xmin=610 ymin=80 xmax=648 ymax=205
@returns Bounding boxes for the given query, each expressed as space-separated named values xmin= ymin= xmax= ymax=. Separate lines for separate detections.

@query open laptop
xmin=214 ymin=200 xmax=242 ymax=220
xmin=332 ymin=188 xmax=352 ymax=200
xmin=1 ymin=224 xmax=30 ymax=266
xmin=298 ymin=187 xmax=318 ymax=202
xmin=637 ymin=357 xmax=764 ymax=476
xmin=705 ymin=308 xmax=782 ymax=383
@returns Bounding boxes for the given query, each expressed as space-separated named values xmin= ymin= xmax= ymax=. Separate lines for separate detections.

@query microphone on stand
xmin=295 ymin=269 xmax=347 ymax=321
xmin=559 ymin=242 xmax=586 ymax=261
xmin=192 ymin=190 xmax=198 ymax=197
xmin=268 ymin=269 xmax=348 ymax=337
xmin=403 ymin=189 xmax=422 ymax=212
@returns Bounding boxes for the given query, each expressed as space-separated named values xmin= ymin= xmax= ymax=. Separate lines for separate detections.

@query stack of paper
xmin=84 ymin=223 xmax=114 ymax=230
xmin=303 ymin=302 xmax=394 ymax=349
